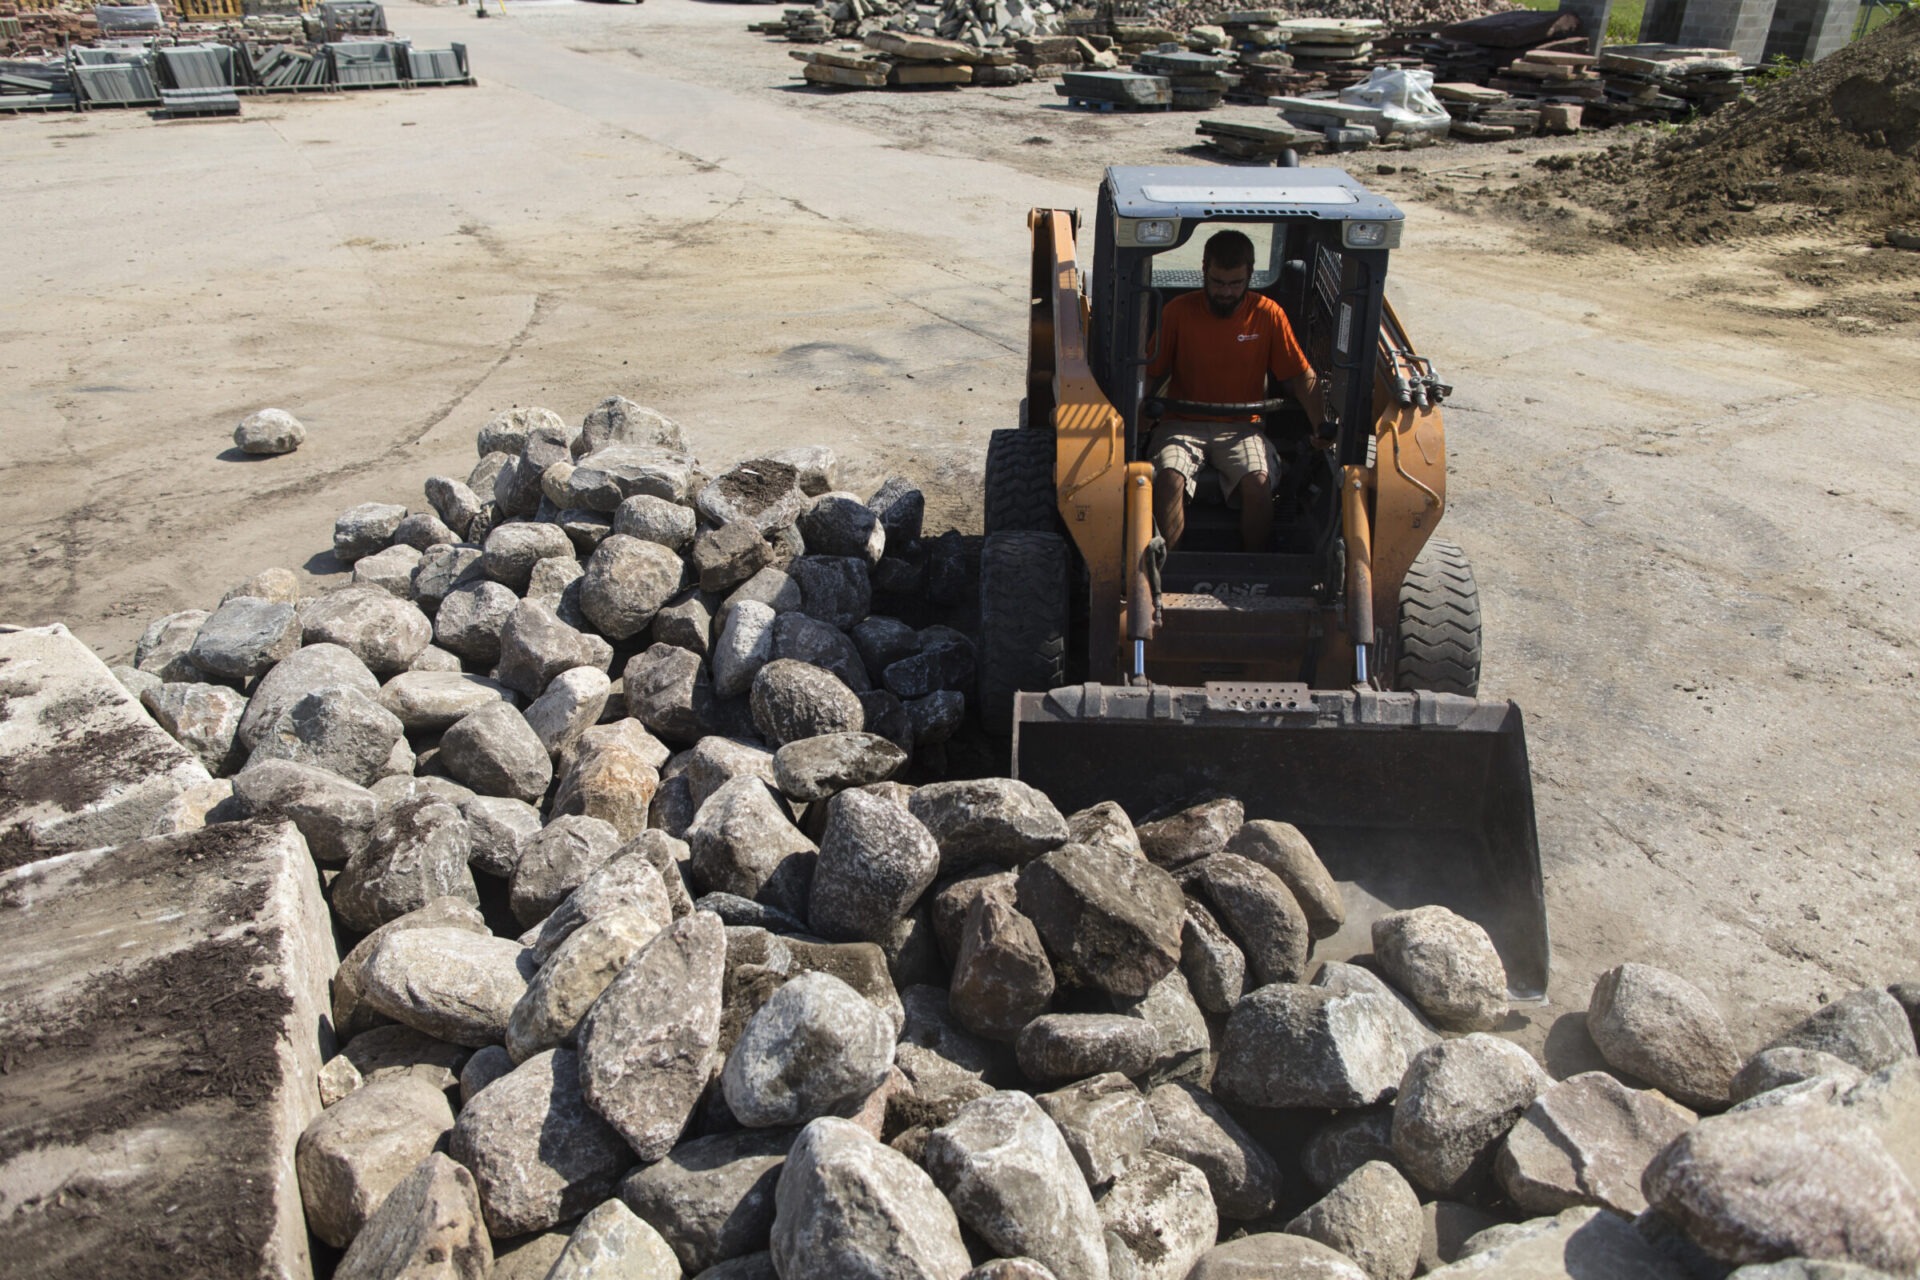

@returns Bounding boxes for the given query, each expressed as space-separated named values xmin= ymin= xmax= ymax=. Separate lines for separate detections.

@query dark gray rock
xmin=460 ymin=793 xmax=543 ymax=878
xmin=1390 ymin=1033 xmax=1552 ymax=1200
xmin=684 ymin=736 xmax=778 ymax=811
xmin=693 ymin=520 xmax=773 ymax=594
xmin=950 ymin=891 xmax=1055 ymax=1043
xmin=231 ymin=758 xmax=379 ymax=865
xmin=770 ymin=1117 xmax=971 ymax=1279
xmin=923 ymin=1091 xmax=1110 ymax=1280
xmin=653 ymin=588 xmax=717 ymax=657
xmin=1180 ymin=898 xmax=1246 ymax=1015
xmin=624 ymin=643 xmax=715 ymax=744
xmin=749 ymin=659 xmax=864 ymax=747
xmin=1588 ymin=963 xmax=1743 ymax=1110
xmin=511 ymin=814 xmax=623 ymax=926
xmin=1372 ymin=906 xmax=1509 ymax=1033
xmin=449 ymin=1048 xmax=633 ymax=1239
xmin=250 ymin=686 xmax=406 ymax=787
xmin=686 ymin=775 xmax=818 ymax=918
xmin=775 ymin=732 xmax=907 ymax=803
xmin=495 ymin=422 xmax=571 ymax=516
xmin=495 ymin=601 xmax=613 ymax=700
xmin=799 ymin=492 xmax=886 ymax=564
xmin=1766 ymin=987 xmax=1919 ymax=1075
xmin=1136 ymin=795 xmax=1243 ymax=869
xmin=852 ymin=616 xmax=920 ymax=676
xmin=1147 ymin=1081 xmax=1280 ymax=1221
xmin=869 ymin=477 xmax=925 ymax=545
xmin=1113 ymin=970 xmax=1211 ymax=1089
xmin=438 ymin=702 xmax=552 ymax=804
xmin=332 ymin=798 xmax=478 ymax=932
xmin=773 ymin=611 xmax=872 ymax=693
xmin=579 ymin=533 xmax=684 ymax=640
xmin=1015 ymin=844 xmax=1184 ymax=998
xmin=906 ymin=691 xmax=965 ymax=746
xmin=909 ymin=779 xmax=1071 ymax=877
xmin=188 ymin=595 xmax=300 ymax=680
xmin=881 ymin=634 xmax=975 ymax=701
xmin=577 ymin=910 xmax=728 ymax=1160
xmin=433 ymin=580 xmax=520 ymax=665
xmin=1303 ymin=1111 xmax=1398 ymax=1195
xmin=1182 ymin=853 xmax=1311 ymax=988
xmin=618 ymin=1128 xmax=794 ymax=1274
xmin=1732 ymin=1047 xmax=1867 ymax=1103
xmin=721 ymin=971 xmax=895 ymax=1127
xmin=406 ymin=542 xmax=484 ymax=616
xmin=791 ymin=556 xmax=871 ymax=630
xmin=1213 ymin=984 xmax=1418 ymax=1111
xmin=1017 ymin=1013 xmax=1158 ymax=1084
xmin=808 ymin=786 xmax=940 ymax=943
xmin=1283 ymin=1161 xmax=1422 ymax=1280
xmin=135 ymin=608 xmax=210 ymax=682
xmin=614 ymin=493 xmax=698 ymax=552
xmin=1226 ymin=819 xmax=1344 ymax=939
xmin=335 ymin=502 xmax=409 ymax=564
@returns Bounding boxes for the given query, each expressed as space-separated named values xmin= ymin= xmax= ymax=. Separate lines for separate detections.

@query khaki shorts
xmin=1148 ymin=420 xmax=1281 ymax=508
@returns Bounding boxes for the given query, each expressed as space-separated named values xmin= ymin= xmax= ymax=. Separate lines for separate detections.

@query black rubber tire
xmin=1393 ymin=537 xmax=1482 ymax=696
xmin=977 ymin=531 xmax=1070 ymax=735
xmin=983 ymin=427 xmax=1059 ymax=535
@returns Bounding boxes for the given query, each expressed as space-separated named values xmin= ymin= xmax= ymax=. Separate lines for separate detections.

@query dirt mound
xmin=1533 ymin=10 xmax=1920 ymax=245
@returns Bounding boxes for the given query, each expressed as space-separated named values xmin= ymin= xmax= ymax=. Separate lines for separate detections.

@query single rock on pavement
xmin=949 ymin=891 xmax=1055 ymax=1043
xmin=722 ymin=971 xmax=895 ymax=1127
xmin=506 ymin=905 xmax=663 ymax=1062
xmin=1213 ymin=984 xmax=1424 ymax=1111
xmin=332 ymin=1152 xmax=491 ymax=1280
xmin=450 ymin=1048 xmax=635 ymax=1239
xmin=336 ymin=502 xmax=409 ymax=564
xmin=544 ymin=1198 xmax=680 ymax=1280
xmin=511 ymin=814 xmax=624 ymax=926
xmin=809 ymin=787 xmax=941 ymax=945
xmin=908 ymin=779 xmax=1070 ymax=874
xmin=749 ymin=659 xmax=864 ymax=747
xmin=1186 ymin=1233 xmax=1368 ymax=1280
xmin=1136 ymin=794 xmax=1243 ymax=869
xmin=378 ymin=670 xmax=515 ymax=732
xmin=1283 ymin=1161 xmax=1422 ymax=1280
xmin=1765 ymin=987 xmax=1919 ymax=1075
xmin=923 ymin=1091 xmax=1111 ymax=1280
xmin=142 ymin=680 xmax=246 ymax=774
xmin=1370 ymin=906 xmax=1508 ymax=1032
xmin=302 ymin=586 xmax=434 ymax=675
xmin=1587 ymin=962 xmax=1743 ymax=1109
xmin=1390 ymin=1034 xmax=1552 ymax=1200
xmin=581 ymin=534 xmax=685 ymax=640
xmin=331 ymin=798 xmax=478 ymax=931
xmin=1421 ymin=1205 xmax=1688 ymax=1279
xmin=1097 ymin=1148 xmax=1217 ymax=1280
xmin=189 ymin=595 xmax=301 ymax=680
xmin=1016 ymin=1014 xmax=1158 ymax=1084
xmin=1145 ymin=1081 xmax=1281 ymax=1223
xmin=1226 ymin=819 xmax=1345 ymax=939
xmin=1183 ymin=853 xmax=1311 ymax=988
xmin=296 ymin=1075 xmax=456 ymax=1249
xmin=438 ymin=702 xmax=553 ymax=805
xmin=235 ymin=407 xmax=307 ymax=454
xmin=250 ymin=685 xmax=405 ymax=787
xmin=773 ymin=731 xmax=907 ymax=802
xmin=360 ymin=926 xmax=531 ymax=1047
xmin=687 ymin=775 xmax=818 ymax=919
xmin=1015 ymin=844 xmax=1184 ymax=998
xmin=770 ymin=1116 xmax=973 ymax=1280
xmin=1495 ymin=1071 xmax=1696 ymax=1217
xmin=618 ymin=1128 xmax=794 ymax=1274
xmin=576 ymin=911 xmax=728 ymax=1161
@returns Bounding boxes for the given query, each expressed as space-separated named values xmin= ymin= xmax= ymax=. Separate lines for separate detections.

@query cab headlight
xmin=1131 ymin=218 xmax=1177 ymax=246
xmin=1343 ymin=221 xmax=1401 ymax=249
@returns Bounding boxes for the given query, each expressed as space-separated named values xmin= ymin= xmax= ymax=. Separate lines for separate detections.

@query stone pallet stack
xmin=1274 ymin=16 xmax=1388 ymax=89
xmin=1192 ymin=114 xmax=1324 ymax=159
xmin=1130 ymin=45 xmax=1231 ymax=108
xmin=82 ymin=389 xmax=1920 ymax=1276
xmin=1590 ymin=42 xmax=1746 ymax=123
xmin=753 ymin=0 xmax=1060 ymax=49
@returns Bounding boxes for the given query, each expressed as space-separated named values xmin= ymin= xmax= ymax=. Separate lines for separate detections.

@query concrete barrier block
xmin=0 ymin=818 xmax=337 ymax=1279
xmin=0 ymin=623 xmax=213 ymax=872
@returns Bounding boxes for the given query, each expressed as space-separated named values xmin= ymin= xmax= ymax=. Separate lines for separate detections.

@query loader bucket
xmin=1012 ymin=684 xmax=1549 ymax=1000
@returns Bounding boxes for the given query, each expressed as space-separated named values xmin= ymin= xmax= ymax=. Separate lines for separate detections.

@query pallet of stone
xmin=1489 ymin=73 xmax=1603 ymax=100
xmin=796 ymin=48 xmax=891 ymax=85
xmin=863 ymin=27 xmax=975 ymax=62
xmin=1446 ymin=117 xmax=1515 ymax=140
xmin=1193 ymin=115 xmax=1321 ymax=159
xmin=888 ymin=60 xmax=969 ymax=84
xmin=1478 ymin=104 xmax=1541 ymax=131
xmin=1267 ymin=92 xmax=1390 ymax=136
xmin=1056 ymin=68 xmax=1168 ymax=107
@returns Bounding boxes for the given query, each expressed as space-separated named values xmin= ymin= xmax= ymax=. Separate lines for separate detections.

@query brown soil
xmin=1517 ymin=10 xmax=1920 ymax=246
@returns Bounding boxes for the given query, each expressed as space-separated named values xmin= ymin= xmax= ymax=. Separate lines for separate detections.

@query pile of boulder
xmin=109 ymin=400 xmax=1920 ymax=1280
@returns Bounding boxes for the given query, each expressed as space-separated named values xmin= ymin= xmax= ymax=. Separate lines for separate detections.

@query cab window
xmin=1148 ymin=222 xmax=1283 ymax=292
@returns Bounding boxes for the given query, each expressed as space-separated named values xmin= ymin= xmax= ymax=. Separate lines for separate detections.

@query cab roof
xmin=1105 ymin=165 xmax=1404 ymax=225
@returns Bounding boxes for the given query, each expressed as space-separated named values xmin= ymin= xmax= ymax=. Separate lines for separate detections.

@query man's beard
xmin=1207 ymin=293 xmax=1241 ymax=318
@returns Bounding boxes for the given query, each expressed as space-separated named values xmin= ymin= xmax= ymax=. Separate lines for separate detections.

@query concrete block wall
xmin=1678 ymin=0 xmax=1780 ymax=62
xmin=1638 ymin=0 xmax=1689 ymax=44
xmin=1558 ymin=0 xmax=1615 ymax=54
xmin=1764 ymin=0 xmax=1862 ymax=60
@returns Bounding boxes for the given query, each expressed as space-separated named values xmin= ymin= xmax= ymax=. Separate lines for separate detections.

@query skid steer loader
xmin=978 ymin=165 xmax=1549 ymax=997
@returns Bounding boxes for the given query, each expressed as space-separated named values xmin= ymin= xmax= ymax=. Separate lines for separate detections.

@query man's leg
xmin=1154 ymin=468 xmax=1188 ymax=550
xmin=1238 ymin=470 xmax=1272 ymax=552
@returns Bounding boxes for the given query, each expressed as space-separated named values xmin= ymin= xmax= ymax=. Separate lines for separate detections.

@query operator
xmin=1146 ymin=229 xmax=1324 ymax=553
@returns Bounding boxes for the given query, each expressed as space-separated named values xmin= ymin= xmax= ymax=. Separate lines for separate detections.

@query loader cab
xmin=1086 ymin=167 xmax=1403 ymax=567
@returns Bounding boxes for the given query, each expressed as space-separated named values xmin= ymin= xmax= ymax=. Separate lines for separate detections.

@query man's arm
xmin=1282 ymin=368 xmax=1327 ymax=437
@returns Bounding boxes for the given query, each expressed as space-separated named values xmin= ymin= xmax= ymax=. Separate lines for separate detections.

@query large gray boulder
xmin=809 ymin=787 xmax=941 ymax=945
xmin=332 ymin=1152 xmax=491 ymax=1280
xmin=774 ymin=732 xmax=906 ymax=802
xmin=1016 ymin=1014 xmax=1159 ymax=1084
xmin=949 ymin=891 xmax=1055 ymax=1043
xmin=1226 ymin=819 xmax=1345 ymax=938
xmin=235 ymin=407 xmax=307 ymax=454
xmin=250 ymin=685 xmax=406 ymax=787
xmin=522 ymin=666 xmax=611 ymax=760
xmin=578 ymin=396 xmax=687 ymax=456
xmin=236 ymin=642 xmax=378 ymax=750
xmin=577 ymin=911 xmax=729 ymax=1161
xmin=693 ymin=519 xmax=773 ymax=594
xmin=335 ymin=502 xmax=409 ymax=563
xmin=331 ymin=897 xmax=490 ymax=1041
xmin=686 ymin=775 xmax=818 ymax=919
xmin=449 ymin=1048 xmax=635 ymax=1238
xmin=684 ymin=736 xmax=778 ymax=811
xmin=774 ymin=611 xmax=873 ymax=693
xmin=296 ymin=1075 xmax=456 ymax=1250
xmin=354 ymin=544 xmax=426 ymax=599
xmin=1390 ymin=1034 xmax=1552 ymax=1200
xmin=714 ymin=600 xmax=778 ymax=699
xmin=1283 ymin=1161 xmax=1422 ymax=1280
xmin=722 ymin=971 xmax=895 ymax=1127
xmin=1495 ymin=1071 xmax=1696 ymax=1217
xmin=425 ymin=476 xmax=485 ymax=537
xmin=567 ymin=443 xmax=695 ymax=510
xmin=495 ymin=600 xmax=613 ymax=700
xmin=1036 ymin=1073 xmax=1154 ymax=1191
xmin=482 ymin=522 xmax=574 ymax=592
xmin=800 ymin=492 xmax=886 ymax=563
xmin=1182 ymin=853 xmax=1311 ymax=988
xmin=1136 ymin=795 xmax=1243 ymax=869
xmin=528 ymin=845 xmax=676 ymax=960
xmin=1420 ymin=1205 xmax=1688 ymax=1279
xmin=331 ymin=798 xmax=478 ymax=931
xmin=791 ymin=555 xmax=872 ymax=630
xmin=923 ymin=1091 xmax=1111 ymax=1280
xmin=302 ymin=586 xmax=434 ymax=676
xmin=511 ymin=814 xmax=624 ymax=926
xmin=189 ymin=595 xmax=301 ymax=680
xmin=433 ymin=580 xmax=520 ymax=665
xmin=1114 ymin=970 xmax=1210 ymax=1089
xmin=1588 ymin=963 xmax=1743 ymax=1110
xmin=438 ymin=701 xmax=553 ymax=804
xmin=142 ymin=680 xmax=247 ymax=774
xmin=231 ymin=758 xmax=380 ymax=865
xmin=359 ymin=926 xmax=531 ymax=1047
xmin=618 ymin=1128 xmax=795 ymax=1274
xmin=1186 ymin=1234 xmax=1367 ymax=1280
xmin=770 ymin=1117 xmax=972 ymax=1280
xmin=543 ymin=1199 xmax=679 ymax=1279
xmin=1371 ymin=906 xmax=1509 ymax=1033
xmin=378 ymin=671 xmax=515 ymax=732
xmin=698 ymin=459 xmax=809 ymax=535
xmin=1015 ymin=844 xmax=1184 ymax=999
xmin=505 ymin=905 xmax=663 ymax=1062
xmin=1146 ymin=1081 xmax=1280 ymax=1221
xmin=1765 ymin=987 xmax=1919 ymax=1075
xmin=624 ymin=643 xmax=716 ymax=744
xmin=909 ymin=779 xmax=1070 ymax=875
xmin=135 ymin=608 xmax=210 ymax=682
xmin=580 ymin=534 xmax=685 ymax=640
xmin=463 ymin=793 xmax=543 ymax=878
xmin=1096 ymin=1150 xmax=1217 ymax=1280
xmin=1180 ymin=899 xmax=1246 ymax=1015
xmin=749 ymin=659 xmax=864 ymax=747
xmin=1213 ymin=983 xmax=1421 ymax=1111
xmin=614 ymin=493 xmax=698 ymax=552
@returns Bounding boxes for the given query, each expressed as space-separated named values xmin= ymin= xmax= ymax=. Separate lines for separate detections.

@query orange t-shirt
xmin=1148 ymin=290 xmax=1311 ymax=423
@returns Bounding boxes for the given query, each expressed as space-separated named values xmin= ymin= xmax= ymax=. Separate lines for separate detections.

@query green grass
xmin=1510 ymin=0 xmax=1647 ymax=45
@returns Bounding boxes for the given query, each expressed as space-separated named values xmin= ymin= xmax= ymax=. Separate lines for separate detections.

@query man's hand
xmin=1282 ymin=369 xmax=1329 ymax=441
